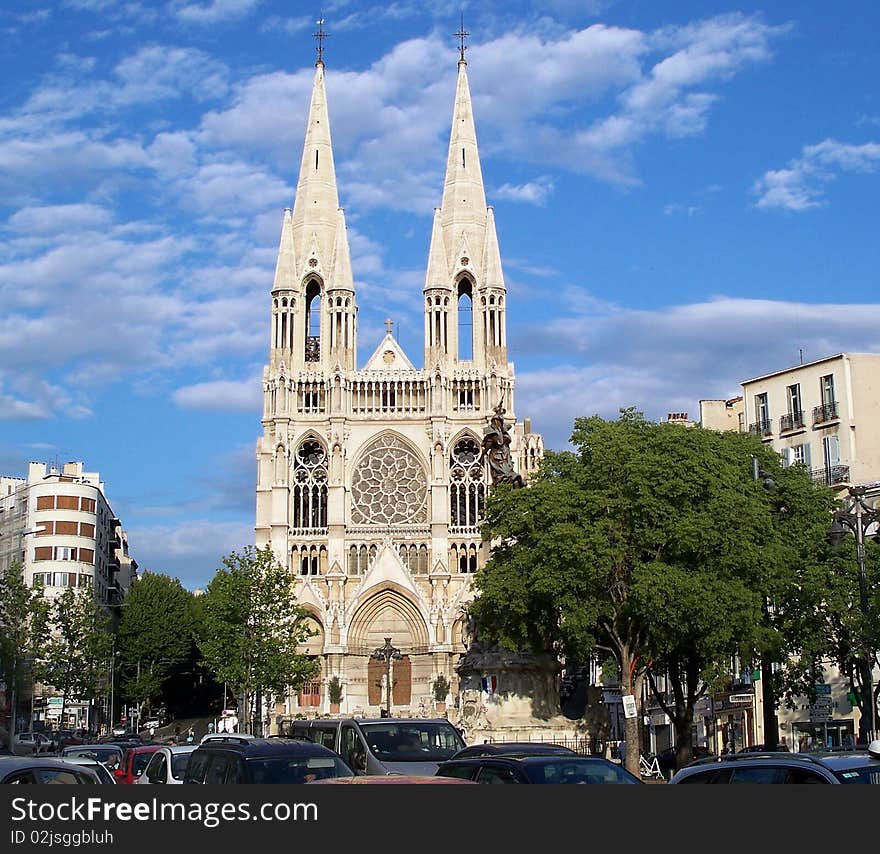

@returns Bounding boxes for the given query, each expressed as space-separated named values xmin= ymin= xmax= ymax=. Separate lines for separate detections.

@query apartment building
xmin=0 ymin=461 xmax=137 ymax=608
xmin=739 ymin=353 xmax=880 ymax=489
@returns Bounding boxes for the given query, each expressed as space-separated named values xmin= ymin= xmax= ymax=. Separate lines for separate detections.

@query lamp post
xmin=371 ymin=637 xmax=402 ymax=717
xmin=826 ymin=485 xmax=880 ymax=742
xmin=751 ymin=457 xmax=780 ymax=750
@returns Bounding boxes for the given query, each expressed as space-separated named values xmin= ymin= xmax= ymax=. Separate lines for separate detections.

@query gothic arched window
xmin=292 ymin=438 xmax=327 ymax=530
xmin=449 ymin=436 xmax=485 ymax=532
xmin=305 ymin=279 xmax=321 ymax=361
xmin=457 ymin=278 xmax=473 ymax=360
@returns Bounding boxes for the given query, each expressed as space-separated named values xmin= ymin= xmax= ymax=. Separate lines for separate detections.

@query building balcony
xmin=812 ymin=401 xmax=839 ymax=425
xmin=779 ymin=411 xmax=805 ymax=433
xmin=748 ymin=419 xmax=773 ymax=438
xmin=810 ymin=464 xmax=850 ymax=486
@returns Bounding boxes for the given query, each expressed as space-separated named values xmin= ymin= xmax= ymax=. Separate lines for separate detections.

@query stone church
xmin=254 ymin=41 xmax=543 ymax=723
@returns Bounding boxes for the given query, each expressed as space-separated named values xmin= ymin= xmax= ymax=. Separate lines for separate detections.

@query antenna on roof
xmin=313 ymin=17 xmax=328 ymax=66
xmin=455 ymin=14 xmax=469 ymax=64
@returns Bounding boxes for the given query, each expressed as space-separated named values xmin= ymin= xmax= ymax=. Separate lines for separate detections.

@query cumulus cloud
xmin=514 ymin=295 xmax=880 ymax=449
xmin=492 ymin=178 xmax=555 ymax=205
xmin=173 ymin=377 xmax=262 ymax=412
xmin=753 ymin=138 xmax=880 ymax=210
xmin=171 ymin=0 xmax=262 ymax=24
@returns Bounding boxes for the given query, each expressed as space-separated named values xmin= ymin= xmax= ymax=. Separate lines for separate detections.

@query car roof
xmin=64 ymin=743 xmax=121 ymax=751
xmin=195 ymin=737 xmax=340 ymax=759
xmin=126 ymin=744 xmax=162 ymax=753
xmin=0 ymin=756 xmax=100 ymax=774
xmin=442 ymin=754 xmax=613 ymax=765
xmin=309 ymin=775 xmax=477 ymax=784
xmin=456 ymin=742 xmax=576 ymax=754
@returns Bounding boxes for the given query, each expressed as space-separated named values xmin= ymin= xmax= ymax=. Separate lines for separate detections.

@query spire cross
xmin=313 ymin=17 xmax=329 ymax=65
xmin=454 ymin=15 xmax=469 ymax=63
xmin=385 ymin=318 xmax=394 ymax=335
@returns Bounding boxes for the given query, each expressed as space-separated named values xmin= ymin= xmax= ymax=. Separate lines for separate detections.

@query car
xmin=113 ymin=744 xmax=162 ymax=784
xmin=449 ymin=741 xmax=577 ymax=760
xmin=183 ymin=736 xmax=354 ymax=784
xmin=435 ymin=754 xmax=644 ymax=784
xmin=668 ymin=740 xmax=880 ymax=784
xmin=11 ymin=732 xmax=55 ymax=756
xmin=737 ymin=743 xmax=791 ymax=753
xmin=656 ymin=744 xmax=715 ymax=776
xmin=53 ymin=729 xmax=83 ymax=750
xmin=286 ymin=717 xmax=466 ymax=776
xmin=136 ymin=745 xmax=197 ymax=785
xmin=308 ymin=775 xmax=477 ymax=784
xmin=61 ymin=756 xmax=117 ymax=784
xmin=61 ymin=744 xmax=124 ymax=768
xmin=200 ymin=731 xmax=256 ymax=745
xmin=0 ymin=756 xmax=101 ymax=784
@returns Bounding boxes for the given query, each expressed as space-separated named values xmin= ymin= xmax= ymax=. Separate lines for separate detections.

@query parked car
xmin=183 ymin=737 xmax=354 ymax=784
xmin=61 ymin=744 xmax=124 ymax=768
xmin=449 ymin=741 xmax=577 ymax=760
xmin=309 ymin=774 xmax=476 ymax=784
xmin=136 ymin=746 xmax=196 ymax=785
xmin=436 ymin=754 xmax=643 ymax=784
xmin=0 ymin=756 xmax=100 ymax=784
xmin=738 ymin=743 xmax=791 ymax=753
xmin=113 ymin=744 xmax=162 ymax=784
xmin=61 ymin=756 xmax=117 ymax=784
xmin=53 ymin=729 xmax=83 ymax=750
xmin=669 ymin=740 xmax=880 ymax=784
xmin=200 ymin=731 xmax=255 ymax=745
xmin=286 ymin=717 xmax=465 ymax=776
xmin=11 ymin=732 xmax=55 ymax=756
xmin=656 ymin=744 xmax=715 ymax=776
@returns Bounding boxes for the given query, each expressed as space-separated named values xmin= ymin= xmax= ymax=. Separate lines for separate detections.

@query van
xmin=287 ymin=718 xmax=465 ymax=777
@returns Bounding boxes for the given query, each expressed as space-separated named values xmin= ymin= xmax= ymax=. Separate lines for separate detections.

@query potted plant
xmin=327 ymin=675 xmax=343 ymax=713
xmin=432 ymin=674 xmax=450 ymax=712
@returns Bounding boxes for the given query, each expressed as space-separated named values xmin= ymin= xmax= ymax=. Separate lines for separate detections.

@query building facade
xmin=254 ymin=50 xmax=542 ymax=722
xmin=0 ymin=461 xmax=137 ymax=609
xmin=740 ymin=353 xmax=880 ymax=489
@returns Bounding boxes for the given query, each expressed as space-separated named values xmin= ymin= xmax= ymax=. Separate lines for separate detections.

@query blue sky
xmin=2 ymin=1 xmax=879 ymax=589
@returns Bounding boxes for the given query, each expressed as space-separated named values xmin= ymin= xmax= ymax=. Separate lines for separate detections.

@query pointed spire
xmin=481 ymin=206 xmax=505 ymax=291
xmin=439 ymin=58 xmax=487 ymax=233
xmin=424 ymin=208 xmax=448 ymax=289
xmin=291 ymin=61 xmax=340 ymax=273
xmin=329 ymin=207 xmax=354 ymax=291
xmin=272 ymin=208 xmax=297 ymax=292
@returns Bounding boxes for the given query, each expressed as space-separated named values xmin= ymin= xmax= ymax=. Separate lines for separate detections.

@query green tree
xmin=470 ymin=409 xmax=834 ymax=775
xmin=0 ymin=562 xmax=49 ymax=747
xmin=198 ymin=545 xmax=319 ymax=735
xmin=116 ymin=571 xmax=196 ymax=722
xmin=35 ymin=587 xmax=113 ymax=727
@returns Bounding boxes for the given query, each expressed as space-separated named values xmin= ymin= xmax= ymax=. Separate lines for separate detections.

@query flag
xmin=481 ymin=675 xmax=497 ymax=693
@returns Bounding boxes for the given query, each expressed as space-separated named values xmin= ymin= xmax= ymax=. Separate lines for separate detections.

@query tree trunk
xmin=618 ymin=645 xmax=643 ymax=778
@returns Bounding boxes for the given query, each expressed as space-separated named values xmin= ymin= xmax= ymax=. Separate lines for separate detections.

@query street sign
xmin=622 ymin=694 xmax=637 ymax=719
xmin=47 ymin=697 xmax=63 ymax=707
xmin=815 ymin=684 xmax=832 ymax=695
xmin=729 ymin=694 xmax=754 ymax=705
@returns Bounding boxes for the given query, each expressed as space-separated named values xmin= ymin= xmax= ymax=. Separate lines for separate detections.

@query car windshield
xmin=65 ymin=747 xmax=119 ymax=763
xmin=247 ymin=755 xmax=353 ymax=784
xmin=832 ymin=765 xmax=880 ymax=784
xmin=360 ymin=723 xmax=465 ymax=762
xmin=170 ymin=754 xmax=192 ymax=781
xmin=524 ymin=759 xmax=641 ymax=784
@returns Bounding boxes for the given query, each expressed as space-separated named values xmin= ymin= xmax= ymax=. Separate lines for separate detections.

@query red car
xmin=113 ymin=745 xmax=161 ymax=784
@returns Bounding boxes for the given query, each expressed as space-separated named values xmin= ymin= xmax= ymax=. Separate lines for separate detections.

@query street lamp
xmin=371 ymin=637 xmax=402 ymax=717
xmin=826 ymin=485 xmax=880 ymax=742
xmin=752 ymin=456 xmax=780 ymax=750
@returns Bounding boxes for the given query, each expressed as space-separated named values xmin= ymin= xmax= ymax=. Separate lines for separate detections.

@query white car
xmin=62 ymin=756 xmax=117 ymax=784
xmin=199 ymin=732 xmax=255 ymax=745
xmin=136 ymin=745 xmax=197 ymax=785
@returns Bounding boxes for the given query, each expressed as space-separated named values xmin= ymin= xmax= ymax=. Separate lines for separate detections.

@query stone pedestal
xmin=453 ymin=643 xmax=579 ymax=743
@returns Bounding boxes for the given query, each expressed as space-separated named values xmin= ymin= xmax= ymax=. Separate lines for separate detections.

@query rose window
xmin=350 ymin=435 xmax=427 ymax=525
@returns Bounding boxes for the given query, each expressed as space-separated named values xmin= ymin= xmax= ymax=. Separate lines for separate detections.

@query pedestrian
xmin=619 ymin=739 xmax=626 ymax=764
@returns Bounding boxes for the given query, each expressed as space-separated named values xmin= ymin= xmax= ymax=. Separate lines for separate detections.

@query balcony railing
xmin=748 ymin=419 xmax=773 ymax=437
xmin=779 ymin=411 xmax=805 ymax=432
xmin=810 ymin=464 xmax=850 ymax=486
xmin=813 ymin=401 xmax=839 ymax=424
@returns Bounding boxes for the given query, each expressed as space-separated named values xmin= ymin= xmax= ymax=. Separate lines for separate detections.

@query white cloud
xmin=754 ymin=138 xmax=880 ymax=211
xmin=514 ymin=295 xmax=880 ymax=449
xmin=492 ymin=178 xmax=555 ymax=205
xmin=171 ymin=0 xmax=262 ymax=24
xmin=173 ymin=377 xmax=262 ymax=412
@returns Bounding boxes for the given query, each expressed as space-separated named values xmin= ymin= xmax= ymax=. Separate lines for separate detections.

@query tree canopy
xmin=470 ymin=409 xmax=836 ymax=773
xmin=198 ymin=545 xmax=319 ymax=734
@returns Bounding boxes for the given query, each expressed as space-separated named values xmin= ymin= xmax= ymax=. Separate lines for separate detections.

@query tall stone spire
xmin=290 ymin=59 xmax=342 ymax=276
xmin=439 ymin=56 xmax=488 ymax=262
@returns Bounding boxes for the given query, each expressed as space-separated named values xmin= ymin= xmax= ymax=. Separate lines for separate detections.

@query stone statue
xmin=481 ymin=401 xmax=524 ymax=488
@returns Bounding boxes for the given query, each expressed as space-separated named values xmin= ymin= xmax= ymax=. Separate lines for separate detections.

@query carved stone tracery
xmin=350 ymin=434 xmax=428 ymax=525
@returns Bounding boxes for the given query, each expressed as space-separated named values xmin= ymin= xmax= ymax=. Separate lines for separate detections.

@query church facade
xmin=254 ymin=45 xmax=543 ymax=722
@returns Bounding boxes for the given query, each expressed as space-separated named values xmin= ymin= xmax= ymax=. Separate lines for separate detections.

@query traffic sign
xmin=814 ymin=684 xmax=832 ymax=695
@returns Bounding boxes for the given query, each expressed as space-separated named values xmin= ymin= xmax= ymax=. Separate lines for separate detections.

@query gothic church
xmin=254 ymin=38 xmax=543 ymax=721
